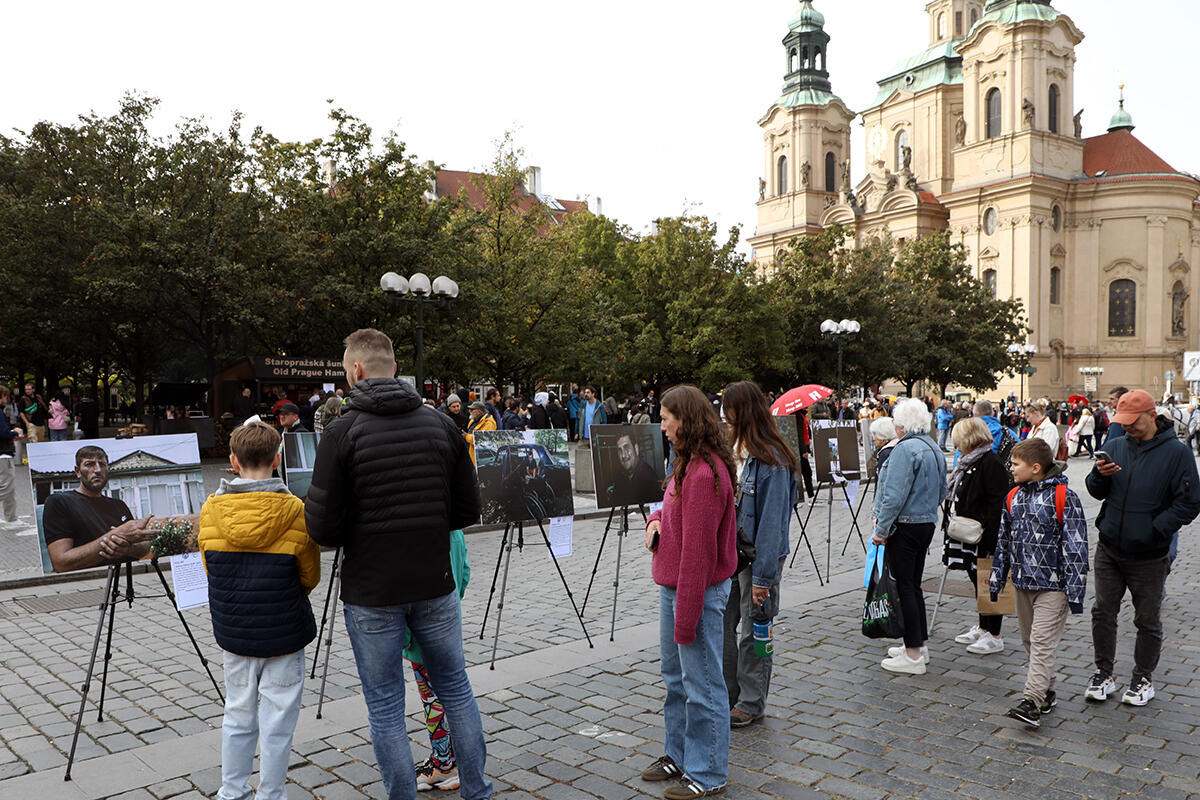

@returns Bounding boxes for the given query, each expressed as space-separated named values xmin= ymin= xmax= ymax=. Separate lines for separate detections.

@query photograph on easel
xmin=812 ymin=423 xmax=861 ymax=483
xmin=773 ymin=415 xmax=802 ymax=463
xmin=282 ymin=431 xmax=320 ymax=499
xmin=474 ymin=429 xmax=574 ymax=524
xmin=26 ymin=434 xmax=203 ymax=574
xmin=589 ymin=424 xmax=665 ymax=509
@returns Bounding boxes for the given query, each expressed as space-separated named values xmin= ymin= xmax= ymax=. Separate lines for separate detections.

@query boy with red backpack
xmin=989 ymin=438 xmax=1088 ymax=727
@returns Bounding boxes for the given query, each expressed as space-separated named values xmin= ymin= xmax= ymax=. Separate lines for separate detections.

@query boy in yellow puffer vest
xmin=199 ymin=421 xmax=320 ymax=800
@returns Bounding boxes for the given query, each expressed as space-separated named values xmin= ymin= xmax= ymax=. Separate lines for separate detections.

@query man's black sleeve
xmin=304 ymin=425 xmax=348 ymax=547
xmin=448 ymin=430 xmax=482 ymax=531
xmin=42 ymin=494 xmax=73 ymax=545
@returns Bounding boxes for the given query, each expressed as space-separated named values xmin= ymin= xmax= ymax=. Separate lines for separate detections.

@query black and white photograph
xmin=27 ymin=434 xmax=203 ymax=574
xmin=474 ymin=429 xmax=574 ymax=524
xmin=589 ymin=424 xmax=666 ymax=509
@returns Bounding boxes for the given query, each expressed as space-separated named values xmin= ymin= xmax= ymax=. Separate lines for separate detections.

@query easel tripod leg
xmin=791 ymin=504 xmax=824 ymax=586
xmin=488 ymin=526 xmax=517 ymax=670
xmin=929 ymin=565 xmax=949 ymax=634
xmin=480 ymin=524 xmax=511 ymax=640
xmin=582 ymin=507 xmax=616 ymax=615
xmin=311 ymin=547 xmax=341 ymax=679
xmin=96 ymin=562 xmax=122 ymax=721
xmin=536 ymin=518 xmax=592 ymax=648
xmin=316 ymin=553 xmax=343 ymax=720
xmin=152 ymin=559 xmax=224 ymax=702
xmin=609 ymin=507 xmax=628 ymax=642
xmin=65 ymin=564 xmax=118 ymax=781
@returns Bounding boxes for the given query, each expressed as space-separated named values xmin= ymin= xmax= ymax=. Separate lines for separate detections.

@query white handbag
xmin=947 ymin=514 xmax=983 ymax=545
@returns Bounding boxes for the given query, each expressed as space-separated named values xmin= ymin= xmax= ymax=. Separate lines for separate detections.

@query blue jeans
xmin=660 ymin=581 xmax=731 ymax=791
xmin=49 ymin=427 xmax=68 ymax=441
xmin=344 ymin=592 xmax=492 ymax=800
xmin=937 ymin=427 xmax=949 ymax=449
xmin=218 ymin=649 xmax=306 ymax=800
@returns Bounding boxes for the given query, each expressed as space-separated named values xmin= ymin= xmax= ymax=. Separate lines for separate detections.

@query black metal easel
xmin=309 ymin=547 xmax=343 ymax=719
xmin=581 ymin=504 xmax=647 ymax=641
xmin=479 ymin=518 xmax=593 ymax=669
xmin=788 ymin=477 xmax=867 ymax=577
xmin=65 ymin=559 xmax=223 ymax=781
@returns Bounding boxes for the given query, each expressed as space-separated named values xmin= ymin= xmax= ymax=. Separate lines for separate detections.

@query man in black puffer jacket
xmin=305 ymin=328 xmax=492 ymax=800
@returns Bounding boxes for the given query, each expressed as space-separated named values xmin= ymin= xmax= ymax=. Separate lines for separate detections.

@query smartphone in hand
xmin=1094 ymin=450 xmax=1111 ymax=463
xmin=649 ymin=531 xmax=659 ymax=552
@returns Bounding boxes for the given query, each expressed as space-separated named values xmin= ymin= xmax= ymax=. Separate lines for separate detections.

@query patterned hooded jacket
xmin=989 ymin=464 xmax=1089 ymax=613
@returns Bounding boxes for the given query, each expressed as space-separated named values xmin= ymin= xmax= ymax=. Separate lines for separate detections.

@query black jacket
xmin=1086 ymin=416 xmax=1200 ymax=560
xmin=947 ymin=451 xmax=1011 ymax=558
xmin=528 ymin=404 xmax=550 ymax=430
xmin=304 ymin=378 xmax=482 ymax=606
xmin=547 ymin=402 xmax=569 ymax=430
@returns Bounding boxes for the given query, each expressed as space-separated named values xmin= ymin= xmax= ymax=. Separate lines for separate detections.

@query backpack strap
xmin=1005 ymin=486 xmax=1020 ymax=513
xmin=1055 ymin=483 xmax=1066 ymax=525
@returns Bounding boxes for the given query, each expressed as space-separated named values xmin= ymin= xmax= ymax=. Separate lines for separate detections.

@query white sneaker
xmin=1121 ymin=676 xmax=1155 ymax=707
xmin=954 ymin=625 xmax=984 ymax=645
xmin=887 ymin=645 xmax=929 ymax=664
xmin=1085 ymin=671 xmax=1118 ymax=702
xmin=966 ymin=633 xmax=1004 ymax=655
xmin=881 ymin=652 xmax=927 ymax=675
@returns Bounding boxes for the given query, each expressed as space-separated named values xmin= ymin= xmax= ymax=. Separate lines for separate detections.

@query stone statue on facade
xmin=900 ymin=145 xmax=912 ymax=172
xmin=840 ymin=159 xmax=851 ymax=192
xmin=801 ymin=160 xmax=811 ymax=189
xmin=1073 ymin=109 xmax=1084 ymax=139
xmin=1172 ymin=284 xmax=1190 ymax=337
xmin=886 ymin=172 xmax=898 ymax=193
xmin=955 ymin=115 xmax=967 ymax=146
xmin=1023 ymin=98 xmax=1035 ymax=127
xmin=759 ymin=178 xmax=766 ymax=201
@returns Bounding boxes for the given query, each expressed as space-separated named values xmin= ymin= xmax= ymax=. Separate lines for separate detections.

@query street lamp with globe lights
xmin=1007 ymin=343 xmax=1038 ymax=403
xmin=380 ymin=271 xmax=460 ymax=396
xmin=821 ymin=319 xmax=860 ymax=411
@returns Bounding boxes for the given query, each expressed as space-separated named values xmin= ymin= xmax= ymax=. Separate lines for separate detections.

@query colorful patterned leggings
xmin=409 ymin=657 xmax=456 ymax=771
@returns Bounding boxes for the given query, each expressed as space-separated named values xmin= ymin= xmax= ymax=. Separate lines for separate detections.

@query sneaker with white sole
xmin=966 ymin=633 xmax=1004 ymax=655
xmin=415 ymin=756 xmax=460 ymax=791
xmin=1084 ymin=671 xmax=1118 ymax=702
xmin=881 ymin=652 xmax=927 ymax=675
xmin=1121 ymin=676 xmax=1155 ymax=706
xmin=886 ymin=645 xmax=929 ymax=664
xmin=955 ymin=625 xmax=984 ymax=645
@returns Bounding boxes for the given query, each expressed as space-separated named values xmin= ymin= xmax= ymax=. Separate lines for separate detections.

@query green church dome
xmin=788 ymin=0 xmax=825 ymax=33
xmin=1108 ymin=88 xmax=1135 ymax=132
xmin=978 ymin=0 xmax=1060 ymax=27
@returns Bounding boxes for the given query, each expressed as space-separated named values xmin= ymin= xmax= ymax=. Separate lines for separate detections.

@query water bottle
xmin=751 ymin=597 xmax=773 ymax=658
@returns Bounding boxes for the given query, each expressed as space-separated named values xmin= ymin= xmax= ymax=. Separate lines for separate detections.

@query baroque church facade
xmin=748 ymin=0 xmax=1200 ymax=400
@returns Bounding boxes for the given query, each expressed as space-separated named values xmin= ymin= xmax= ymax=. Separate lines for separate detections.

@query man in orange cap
xmin=1084 ymin=389 xmax=1200 ymax=707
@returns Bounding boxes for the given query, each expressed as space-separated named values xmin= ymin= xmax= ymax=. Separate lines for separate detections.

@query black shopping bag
xmin=862 ymin=547 xmax=905 ymax=640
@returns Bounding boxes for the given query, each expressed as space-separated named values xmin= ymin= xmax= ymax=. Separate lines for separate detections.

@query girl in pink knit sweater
xmin=639 ymin=385 xmax=737 ymax=799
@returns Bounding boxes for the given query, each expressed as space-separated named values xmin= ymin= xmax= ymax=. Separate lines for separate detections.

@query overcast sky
xmin=3 ymin=1 xmax=1194 ymax=253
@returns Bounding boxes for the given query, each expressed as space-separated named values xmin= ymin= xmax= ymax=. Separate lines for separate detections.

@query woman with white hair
xmin=868 ymin=417 xmax=899 ymax=483
xmin=871 ymin=398 xmax=948 ymax=674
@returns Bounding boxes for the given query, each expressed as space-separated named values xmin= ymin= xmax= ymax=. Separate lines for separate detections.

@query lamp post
xmin=1007 ymin=343 xmax=1038 ymax=403
xmin=380 ymin=271 xmax=460 ymax=395
xmin=821 ymin=319 xmax=860 ymax=413
xmin=1078 ymin=366 xmax=1104 ymax=403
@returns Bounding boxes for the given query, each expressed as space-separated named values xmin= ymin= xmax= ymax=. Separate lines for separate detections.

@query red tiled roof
xmin=917 ymin=190 xmax=942 ymax=207
xmin=1082 ymin=129 xmax=1177 ymax=178
xmin=434 ymin=169 xmax=586 ymax=221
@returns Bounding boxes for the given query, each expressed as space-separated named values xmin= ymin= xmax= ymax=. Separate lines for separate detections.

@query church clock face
xmin=869 ymin=127 xmax=885 ymax=162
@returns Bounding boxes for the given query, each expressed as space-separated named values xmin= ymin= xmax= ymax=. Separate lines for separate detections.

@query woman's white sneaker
xmin=881 ymin=652 xmax=927 ymax=675
xmin=966 ymin=633 xmax=1004 ymax=655
xmin=954 ymin=625 xmax=984 ymax=645
xmin=887 ymin=645 xmax=929 ymax=664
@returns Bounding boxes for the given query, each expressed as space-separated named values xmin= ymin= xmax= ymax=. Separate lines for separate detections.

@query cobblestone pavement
xmin=0 ymin=457 xmax=1197 ymax=799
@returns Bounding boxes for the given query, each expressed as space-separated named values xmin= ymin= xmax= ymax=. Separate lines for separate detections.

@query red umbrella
xmin=1067 ymin=395 xmax=1089 ymax=405
xmin=770 ymin=384 xmax=834 ymax=415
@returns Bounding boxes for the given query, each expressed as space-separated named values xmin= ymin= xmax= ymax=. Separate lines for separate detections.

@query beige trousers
xmin=1015 ymin=588 xmax=1069 ymax=705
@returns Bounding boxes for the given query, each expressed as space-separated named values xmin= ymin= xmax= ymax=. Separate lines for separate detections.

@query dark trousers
xmin=1092 ymin=542 xmax=1171 ymax=682
xmin=799 ymin=456 xmax=815 ymax=496
xmin=966 ymin=561 xmax=1003 ymax=636
xmin=886 ymin=522 xmax=935 ymax=648
xmin=1073 ymin=435 xmax=1094 ymax=457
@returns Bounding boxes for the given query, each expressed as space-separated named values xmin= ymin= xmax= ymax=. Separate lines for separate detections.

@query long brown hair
xmin=723 ymin=381 xmax=797 ymax=471
xmin=661 ymin=385 xmax=736 ymax=496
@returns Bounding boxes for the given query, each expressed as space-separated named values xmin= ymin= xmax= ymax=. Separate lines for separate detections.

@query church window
xmin=986 ymin=89 xmax=1002 ymax=138
xmin=983 ymin=269 xmax=997 ymax=298
xmin=970 ymin=6 xmax=979 ymax=25
xmin=815 ymin=47 xmax=823 ymax=72
xmin=777 ymin=155 xmax=789 ymax=195
xmin=801 ymin=46 xmax=809 ymax=70
xmin=937 ymin=13 xmax=946 ymax=40
xmin=955 ymin=12 xmax=963 ymax=36
xmin=789 ymin=48 xmax=797 ymax=73
xmin=895 ymin=129 xmax=910 ymax=171
xmin=1051 ymin=205 xmax=1062 ymax=232
xmin=1048 ymin=84 xmax=1060 ymax=134
xmin=984 ymin=207 xmax=998 ymax=236
xmin=1050 ymin=267 xmax=1061 ymax=305
xmin=1108 ymin=279 xmax=1136 ymax=337
xmin=825 ymin=152 xmax=837 ymax=192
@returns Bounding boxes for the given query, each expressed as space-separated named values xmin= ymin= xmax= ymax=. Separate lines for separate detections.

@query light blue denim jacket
xmin=737 ymin=454 xmax=798 ymax=588
xmin=872 ymin=433 xmax=948 ymax=538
